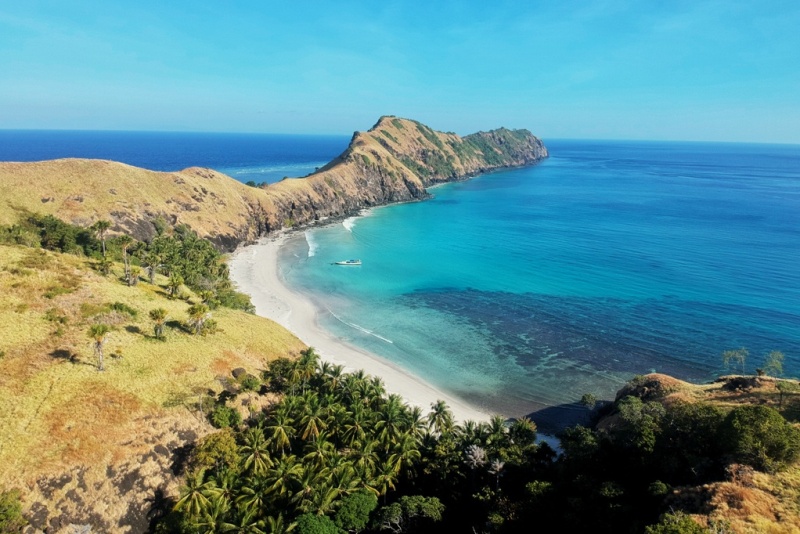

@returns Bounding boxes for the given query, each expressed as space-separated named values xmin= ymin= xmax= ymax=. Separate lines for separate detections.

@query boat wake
xmin=327 ymin=308 xmax=393 ymax=344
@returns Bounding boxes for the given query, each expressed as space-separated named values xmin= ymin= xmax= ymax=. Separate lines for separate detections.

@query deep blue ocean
xmin=0 ymin=130 xmax=348 ymax=184
xmin=3 ymin=130 xmax=798 ymax=430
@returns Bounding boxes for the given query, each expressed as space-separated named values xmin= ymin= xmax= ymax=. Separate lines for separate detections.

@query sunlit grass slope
xmin=0 ymin=244 xmax=305 ymax=485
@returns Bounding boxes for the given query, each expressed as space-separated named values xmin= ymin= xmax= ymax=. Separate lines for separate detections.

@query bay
xmin=278 ymin=140 xmax=800 ymax=430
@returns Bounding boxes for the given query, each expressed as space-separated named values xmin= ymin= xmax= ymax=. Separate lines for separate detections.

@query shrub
xmin=335 ymin=491 xmax=377 ymax=532
xmin=216 ymin=288 xmax=255 ymax=313
xmin=109 ymin=301 xmax=138 ymax=318
xmin=295 ymin=513 xmax=339 ymax=534
xmin=189 ymin=429 xmax=239 ymax=474
xmin=210 ymin=405 xmax=242 ymax=429
xmin=644 ymin=512 xmax=706 ymax=534
xmin=0 ymin=489 xmax=27 ymax=532
xmin=721 ymin=405 xmax=800 ymax=472
xmin=239 ymin=374 xmax=260 ymax=392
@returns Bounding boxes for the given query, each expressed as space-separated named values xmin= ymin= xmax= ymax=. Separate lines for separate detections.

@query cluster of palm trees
xmin=165 ymin=349 xmax=542 ymax=533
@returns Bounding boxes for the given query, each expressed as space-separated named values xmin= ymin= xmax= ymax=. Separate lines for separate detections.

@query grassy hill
xmin=0 ymin=243 xmax=305 ymax=531
xmin=0 ymin=117 xmax=547 ymax=251
xmin=597 ymin=373 xmax=800 ymax=532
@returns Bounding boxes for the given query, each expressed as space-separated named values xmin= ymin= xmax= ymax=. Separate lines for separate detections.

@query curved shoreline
xmin=228 ymin=232 xmax=493 ymax=423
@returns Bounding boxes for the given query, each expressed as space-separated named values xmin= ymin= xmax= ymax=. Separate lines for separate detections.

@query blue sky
xmin=1 ymin=1 xmax=799 ymax=142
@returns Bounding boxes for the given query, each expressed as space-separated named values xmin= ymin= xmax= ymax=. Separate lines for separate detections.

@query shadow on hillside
xmin=49 ymin=348 xmax=95 ymax=367
xmin=527 ymin=402 xmax=592 ymax=435
xmin=165 ymin=319 xmax=192 ymax=334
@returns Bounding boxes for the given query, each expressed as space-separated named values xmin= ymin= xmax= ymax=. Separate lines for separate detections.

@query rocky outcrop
xmin=0 ymin=117 xmax=547 ymax=250
xmin=258 ymin=117 xmax=547 ymax=234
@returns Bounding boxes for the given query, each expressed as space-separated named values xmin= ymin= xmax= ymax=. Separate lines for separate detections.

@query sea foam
xmin=304 ymin=231 xmax=318 ymax=257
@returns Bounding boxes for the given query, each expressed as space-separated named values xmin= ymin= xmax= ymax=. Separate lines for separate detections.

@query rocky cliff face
xmin=259 ymin=117 xmax=547 ymax=235
xmin=0 ymin=117 xmax=547 ymax=250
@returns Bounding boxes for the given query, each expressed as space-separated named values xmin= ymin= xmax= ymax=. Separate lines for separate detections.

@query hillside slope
xmin=0 ymin=117 xmax=547 ymax=250
xmin=0 ymin=244 xmax=305 ymax=532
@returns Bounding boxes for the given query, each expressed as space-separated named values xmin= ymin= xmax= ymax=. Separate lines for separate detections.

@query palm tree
xmin=206 ymin=469 xmax=238 ymax=509
xmin=349 ymin=439 xmax=379 ymax=477
xmin=187 ymin=303 xmax=210 ymax=335
xmin=342 ymin=403 xmax=372 ymax=448
xmin=508 ymin=417 xmax=537 ymax=446
xmin=149 ymin=308 xmax=168 ymax=339
xmin=137 ymin=249 xmax=160 ymax=284
xmin=264 ymin=514 xmax=295 ymax=534
xmin=174 ymin=470 xmax=213 ymax=520
xmin=372 ymin=461 xmax=397 ymax=501
xmin=427 ymin=400 xmax=454 ymax=437
xmin=129 ymin=265 xmax=141 ymax=286
xmin=235 ymin=475 xmax=272 ymax=520
xmin=91 ymin=219 xmax=111 ymax=259
xmin=376 ymin=395 xmax=407 ymax=451
xmin=303 ymin=432 xmax=334 ymax=469
xmin=388 ymin=432 xmax=421 ymax=478
xmin=117 ymin=234 xmax=134 ymax=284
xmin=265 ymin=455 xmax=301 ymax=502
xmin=196 ymin=492 xmax=231 ymax=533
xmin=241 ymin=426 xmax=273 ymax=477
xmin=220 ymin=508 xmax=266 ymax=534
xmin=406 ymin=406 xmax=427 ymax=440
xmin=485 ymin=415 xmax=508 ymax=453
xmin=299 ymin=392 xmax=326 ymax=441
xmin=290 ymin=465 xmax=321 ymax=511
xmin=266 ymin=413 xmax=295 ymax=454
xmin=87 ymin=324 xmax=111 ymax=371
xmin=168 ymin=272 xmax=184 ymax=299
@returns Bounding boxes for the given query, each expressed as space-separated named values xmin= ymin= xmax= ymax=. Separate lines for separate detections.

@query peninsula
xmin=0 ymin=116 xmax=548 ymax=249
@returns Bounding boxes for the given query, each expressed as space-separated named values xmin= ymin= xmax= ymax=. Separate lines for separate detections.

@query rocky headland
xmin=0 ymin=116 xmax=548 ymax=250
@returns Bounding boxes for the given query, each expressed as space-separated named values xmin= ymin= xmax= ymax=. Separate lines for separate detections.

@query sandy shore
xmin=228 ymin=233 xmax=492 ymax=423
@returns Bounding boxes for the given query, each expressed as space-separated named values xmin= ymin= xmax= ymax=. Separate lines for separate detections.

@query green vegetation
xmin=722 ymin=347 xmax=748 ymax=374
xmin=156 ymin=362 xmax=800 ymax=533
xmin=721 ymin=405 xmax=800 ymax=472
xmin=379 ymin=130 xmax=398 ymax=144
xmin=87 ymin=323 xmax=112 ymax=371
xmin=0 ymin=214 xmax=255 ymax=312
xmin=414 ymin=122 xmax=445 ymax=151
xmin=0 ymin=212 xmax=100 ymax=256
xmin=0 ymin=489 xmax=26 ymax=533
xmin=149 ymin=308 xmax=169 ymax=339
xmin=763 ymin=350 xmax=785 ymax=377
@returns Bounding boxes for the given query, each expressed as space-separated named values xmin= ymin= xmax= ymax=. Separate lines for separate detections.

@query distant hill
xmin=0 ymin=117 xmax=547 ymax=250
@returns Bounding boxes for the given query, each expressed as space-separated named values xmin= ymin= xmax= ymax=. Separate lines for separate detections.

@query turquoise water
xmin=278 ymin=140 xmax=800 ymax=429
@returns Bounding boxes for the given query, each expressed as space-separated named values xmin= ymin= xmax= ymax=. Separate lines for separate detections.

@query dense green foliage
xmin=0 ymin=213 xmax=100 ymax=255
xmin=0 ymin=490 xmax=26 ymax=533
xmin=0 ymin=213 xmax=254 ymax=312
xmin=721 ymin=405 xmax=800 ymax=472
xmin=159 ymin=348 xmax=541 ymax=533
xmin=159 ymin=357 xmax=800 ymax=533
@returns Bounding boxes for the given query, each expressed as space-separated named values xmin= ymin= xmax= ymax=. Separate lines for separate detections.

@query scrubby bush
xmin=239 ymin=374 xmax=260 ymax=392
xmin=210 ymin=404 xmax=242 ymax=429
xmin=721 ymin=405 xmax=800 ymax=472
xmin=0 ymin=489 xmax=27 ymax=533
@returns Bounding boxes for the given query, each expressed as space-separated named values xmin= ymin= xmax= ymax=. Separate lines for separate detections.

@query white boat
xmin=333 ymin=259 xmax=362 ymax=266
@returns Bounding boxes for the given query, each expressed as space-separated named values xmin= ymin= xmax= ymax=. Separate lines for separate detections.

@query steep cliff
xmin=0 ymin=117 xmax=547 ymax=250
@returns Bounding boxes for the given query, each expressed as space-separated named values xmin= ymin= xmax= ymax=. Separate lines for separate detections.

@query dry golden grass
xmin=0 ymin=243 xmax=305 ymax=488
xmin=0 ymin=117 xmax=528 ymax=249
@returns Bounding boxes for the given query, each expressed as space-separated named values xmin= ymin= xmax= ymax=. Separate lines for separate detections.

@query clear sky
xmin=1 ymin=1 xmax=799 ymax=142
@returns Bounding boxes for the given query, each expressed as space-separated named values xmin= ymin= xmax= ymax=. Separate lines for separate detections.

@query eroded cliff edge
xmin=0 ymin=116 xmax=547 ymax=250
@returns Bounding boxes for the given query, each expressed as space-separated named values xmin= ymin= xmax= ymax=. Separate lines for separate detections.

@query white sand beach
xmin=228 ymin=233 xmax=492 ymax=423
